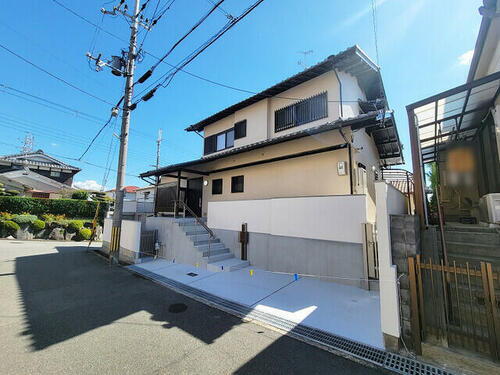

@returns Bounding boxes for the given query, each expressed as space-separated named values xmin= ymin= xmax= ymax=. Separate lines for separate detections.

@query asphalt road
xmin=0 ymin=240 xmax=387 ymax=374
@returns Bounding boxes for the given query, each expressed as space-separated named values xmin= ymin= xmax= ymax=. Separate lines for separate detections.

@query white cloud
xmin=50 ymin=142 xmax=58 ymax=147
xmin=458 ymin=50 xmax=474 ymax=66
xmin=340 ymin=0 xmax=392 ymax=28
xmin=72 ymin=180 xmax=103 ymax=191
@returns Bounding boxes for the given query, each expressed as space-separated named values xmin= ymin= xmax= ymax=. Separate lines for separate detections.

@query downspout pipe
xmin=333 ymin=68 xmax=344 ymax=118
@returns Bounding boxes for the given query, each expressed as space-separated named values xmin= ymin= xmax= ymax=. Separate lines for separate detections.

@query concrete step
xmin=193 ymin=238 xmax=221 ymax=246
xmin=205 ymin=252 xmax=234 ymax=263
xmin=175 ymin=217 xmax=207 ymax=226
xmin=446 ymin=241 xmax=500 ymax=257
xmin=444 ymin=225 xmax=499 ymax=234
xmin=184 ymin=228 xmax=210 ymax=236
xmin=207 ymin=258 xmax=250 ymax=272
xmin=200 ymin=247 xmax=231 ymax=258
xmin=189 ymin=233 xmax=219 ymax=243
xmin=444 ymin=231 xmax=500 ymax=246
xmin=195 ymin=242 xmax=226 ymax=252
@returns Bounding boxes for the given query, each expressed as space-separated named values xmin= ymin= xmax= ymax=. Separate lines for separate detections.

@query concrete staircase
xmin=175 ymin=217 xmax=249 ymax=272
xmin=444 ymin=224 xmax=500 ymax=266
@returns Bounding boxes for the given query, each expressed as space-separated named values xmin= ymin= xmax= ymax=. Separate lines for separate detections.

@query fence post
xmin=481 ymin=262 xmax=499 ymax=360
xmin=408 ymin=256 xmax=422 ymax=355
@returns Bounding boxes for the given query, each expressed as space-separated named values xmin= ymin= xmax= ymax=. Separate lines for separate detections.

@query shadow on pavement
xmin=15 ymin=245 xmax=242 ymax=351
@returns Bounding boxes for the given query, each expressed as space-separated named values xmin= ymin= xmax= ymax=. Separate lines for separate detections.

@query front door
xmin=186 ymin=178 xmax=203 ymax=217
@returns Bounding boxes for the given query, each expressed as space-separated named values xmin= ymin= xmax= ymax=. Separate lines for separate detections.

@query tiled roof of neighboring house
xmin=106 ymin=186 xmax=139 ymax=193
xmin=185 ymin=45 xmax=383 ymax=132
xmin=0 ymin=168 xmax=72 ymax=192
xmin=0 ymin=149 xmax=80 ymax=171
xmin=141 ymin=110 xmax=403 ymax=178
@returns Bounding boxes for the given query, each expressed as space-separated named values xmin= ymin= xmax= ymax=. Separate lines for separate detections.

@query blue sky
xmin=0 ymin=0 xmax=481 ymax=190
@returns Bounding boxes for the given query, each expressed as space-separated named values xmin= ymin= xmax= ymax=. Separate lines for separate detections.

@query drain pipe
xmin=333 ymin=68 xmax=343 ymax=118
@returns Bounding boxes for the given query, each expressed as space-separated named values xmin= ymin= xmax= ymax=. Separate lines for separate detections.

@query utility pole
xmin=153 ymin=128 xmax=163 ymax=217
xmin=88 ymin=0 xmax=142 ymax=263
xmin=111 ymin=0 xmax=141 ymax=263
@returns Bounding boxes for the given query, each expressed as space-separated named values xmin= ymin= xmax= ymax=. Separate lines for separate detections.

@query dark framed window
xmin=275 ymin=91 xmax=328 ymax=132
xmin=234 ymin=120 xmax=247 ymax=139
xmin=204 ymin=129 xmax=235 ymax=155
xmin=212 ymin=179 xmax=223 ymax=195
xmin=231 ymin=175 xmax=244 ymax=193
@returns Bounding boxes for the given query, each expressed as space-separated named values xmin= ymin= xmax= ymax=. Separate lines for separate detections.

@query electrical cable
xmin=0 ymin=83 xmax=155 ymax=139
xmin=0 ymin=43 xmax=115 ymax=106
xmin=133 ymin=0 xmax=266 ymax=105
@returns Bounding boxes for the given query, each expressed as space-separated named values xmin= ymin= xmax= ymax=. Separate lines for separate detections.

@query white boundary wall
xmin=208 ymin=195 xmax=368 ymax=244
xmin=120 ymin=220 xmax=141 ymax=252
xmin=103 ymin=218 xmax=112 ymax=243
xmin=375 ymin=181 xmax=407 ymax=342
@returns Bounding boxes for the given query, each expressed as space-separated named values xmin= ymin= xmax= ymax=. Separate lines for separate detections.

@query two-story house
xmin=140 ymin=46 xmax=404 ymax=285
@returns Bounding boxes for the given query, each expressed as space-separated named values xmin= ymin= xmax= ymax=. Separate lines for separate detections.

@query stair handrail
xmin=174 ymin=200 xmax=215 ymax=259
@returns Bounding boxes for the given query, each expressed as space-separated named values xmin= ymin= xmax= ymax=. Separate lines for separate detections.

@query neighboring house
xmin=105 ymin=185 xmax=157 ymax=220
xmin=407 ymin=0 xmax=500 ymax=227
xmin=0 ymin=149 xmax=81 ymax=198
xmin=139 ymin=45 xmax=405 ymax=286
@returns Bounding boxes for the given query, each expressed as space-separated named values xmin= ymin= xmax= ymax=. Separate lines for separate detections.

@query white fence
xmin=208 ymin=195 xmax=368 ymax=244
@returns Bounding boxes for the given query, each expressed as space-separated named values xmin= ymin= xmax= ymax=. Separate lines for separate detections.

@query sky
xmin=0 ymin=0 xmax=482 ymax=190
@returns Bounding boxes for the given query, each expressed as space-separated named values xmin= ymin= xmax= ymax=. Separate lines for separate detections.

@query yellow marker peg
xmin=196 ymin=263 xmax=199 ymax=268
xmin=249 ymin=269 xmax=254 ymax=276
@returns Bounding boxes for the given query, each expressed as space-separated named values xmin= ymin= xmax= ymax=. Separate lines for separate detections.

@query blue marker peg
xmin=294 ymin=273 xmax=299 ymax=281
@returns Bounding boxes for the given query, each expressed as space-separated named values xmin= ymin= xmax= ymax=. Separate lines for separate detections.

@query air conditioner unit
xmin=479 ymin=193 xmax=500 ymax=224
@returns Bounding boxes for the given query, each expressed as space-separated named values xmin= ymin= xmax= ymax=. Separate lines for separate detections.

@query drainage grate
xmin=127 ymin=266 xmax=455 ymax=375
xmin=186 ymin=272 xmax=198 ymax=277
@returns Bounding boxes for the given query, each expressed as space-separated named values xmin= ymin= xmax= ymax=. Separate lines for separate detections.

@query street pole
xmin=111 ymin=0 xmax=141 ymax=263
xmin=153 ymin=129 xmax=163 ymax=217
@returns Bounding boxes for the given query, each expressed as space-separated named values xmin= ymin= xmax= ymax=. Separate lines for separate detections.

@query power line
xmin=78 ymin=114 xmax=114 ymax=160
xmin=0 ymin=83 xmax=156 ymax=139
xmin=371 ymin=0 xmax=380 ymax=66
xmin=133 ymin=0 xmax=266 ymax=106
xmin=0 ymin=43 xmax=115 ymax=106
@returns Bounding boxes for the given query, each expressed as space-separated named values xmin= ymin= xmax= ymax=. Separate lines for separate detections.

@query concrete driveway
xmin=0 ymin=240 xmax=387 ymax=374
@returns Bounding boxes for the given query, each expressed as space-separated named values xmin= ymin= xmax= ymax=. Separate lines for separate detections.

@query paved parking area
xmin=0 ymin=240 xmax=386 ymax=374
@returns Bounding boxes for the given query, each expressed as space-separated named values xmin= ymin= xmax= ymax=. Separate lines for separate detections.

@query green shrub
xmin=12 ymin=214 xmax=38 ymax=225
xmin=5 ymin=190 xmax=20 ymax=196
xmin=31 ymin=219 xmax=46 ymax=232
xmin=0 ymin=196 xmax=107 ymax=224
xmin=2 ymin=220 xmax=20 ymax=235
xmin=0 ymin=211 xmax=13 ymax=220
xmin=78 ymin=227 xmax=92 ymax=241
xmin=71 ymin=190 xmax=89 ymax=200
xmin=67 ymin=220 xmax=84 ymax=232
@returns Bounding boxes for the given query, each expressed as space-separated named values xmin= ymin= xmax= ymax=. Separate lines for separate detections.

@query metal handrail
xmin=174 ymin=200 xmax=215 ymax=259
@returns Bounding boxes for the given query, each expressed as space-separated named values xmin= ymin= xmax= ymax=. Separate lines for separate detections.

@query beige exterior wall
xmin=199 ymin=130 xmax=352 ymax=216
xmin=352 ymin=128 xmax=381 ymax=222
xmin=201 ymin=69 xmax=368 ymax=153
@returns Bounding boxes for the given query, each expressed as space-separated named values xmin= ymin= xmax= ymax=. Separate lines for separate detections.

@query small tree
xmin=71 ymin=190 xmax=89 ymax=200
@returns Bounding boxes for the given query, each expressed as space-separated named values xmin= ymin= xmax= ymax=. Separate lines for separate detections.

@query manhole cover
xmin=186 ymin=272 xmax=198 ymax=277
xmin=168 ymin=303 xmax=188 ymax=313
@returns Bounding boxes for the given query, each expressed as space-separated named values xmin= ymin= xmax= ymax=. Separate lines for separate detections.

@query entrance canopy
xmin=407 ymin=71 xmax=500 ymax=164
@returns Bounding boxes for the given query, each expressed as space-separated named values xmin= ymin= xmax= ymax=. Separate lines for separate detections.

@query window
xmin=234 ymin=120 xmax=247 ymax=139
xmin=231 ymin=175 xmax=244 ymax=193
xmin=204 ymin=129 xmax=235 ymax=155
xmin=275 ymin=92 xmax=328 ymax=132
xmin=226 ymin=129 xmax=234 ymax=148
xmin=143 ymin=191 xmax=150 ymax=200
xmin=50 ymin=171 xmax=60 ymax=177
xmin=212 ymin=179 xmax=223 ymax=195
xmin=216 ymin=133 xmax=226 ymax=150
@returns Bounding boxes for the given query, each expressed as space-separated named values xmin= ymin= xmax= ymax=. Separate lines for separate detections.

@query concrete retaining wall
xmin=214 ymin=228 xmax=364 ymax=287
xmin=144 ymin=217 xmax=204 ymax=266
xmin=390 ymin=214 xmax=420 ymax=350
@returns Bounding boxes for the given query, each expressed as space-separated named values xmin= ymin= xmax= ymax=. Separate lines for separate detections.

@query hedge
xmin=0 ymin=196 xmax=107 ymax=223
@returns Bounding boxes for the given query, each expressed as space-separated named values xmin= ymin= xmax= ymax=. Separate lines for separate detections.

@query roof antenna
xmin=297 ymin=50 xmax=314 ymax=70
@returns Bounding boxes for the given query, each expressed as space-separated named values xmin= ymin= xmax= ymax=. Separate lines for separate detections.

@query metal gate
xmin=140 ymin=230 xmax=157 ymax=258
xmin=408 ymin=255 xmax=500 ymax=360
